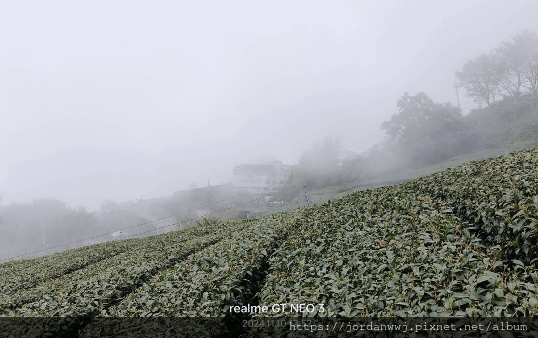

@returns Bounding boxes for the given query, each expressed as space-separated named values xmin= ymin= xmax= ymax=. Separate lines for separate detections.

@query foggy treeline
xmin=0 ymin=185 xmax=264 ymax=261
xmin=384 ymin=31 xmax=538 ymax=161
xmin=0 ymin=199 xmax=147 ymax=261
xmin=150 ymin=184 xmax=261 ymax=227
xmin=275 ymin=30 xmax=538 ymax=200
xmin=456 ymin=30 xmax=538 ymax=113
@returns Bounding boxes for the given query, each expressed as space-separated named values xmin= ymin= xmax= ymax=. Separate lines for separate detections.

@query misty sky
xmin=1 ymin=0 xmax=537 ymax=211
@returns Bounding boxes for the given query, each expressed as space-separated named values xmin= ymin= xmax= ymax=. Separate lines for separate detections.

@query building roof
xmin=233 ymin=164 xmax=274 ymax=175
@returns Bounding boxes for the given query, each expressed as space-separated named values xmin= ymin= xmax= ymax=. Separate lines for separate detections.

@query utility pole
xmin=303 ymin=186 xmax=311 ymax=206
xmin=40 ymin=222 xmax=46 ymax=252
xmin=454 ymin=79 xmax=461 ymax=111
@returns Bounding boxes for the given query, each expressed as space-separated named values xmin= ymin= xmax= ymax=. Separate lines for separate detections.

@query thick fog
xmin=1 ymin=0 xmax=537 ymax=212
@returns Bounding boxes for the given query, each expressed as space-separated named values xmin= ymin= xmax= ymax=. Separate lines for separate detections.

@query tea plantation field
xmin=1 ymin=148 xmax=537 ymax=337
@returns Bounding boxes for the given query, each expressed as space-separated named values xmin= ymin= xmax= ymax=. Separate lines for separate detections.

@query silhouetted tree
xmin=298 ymin=135 xmax=344 ymax=189
xmin=0 ymin=198 xmax=96 ymax=260
xmin=456 ymin=53 xmax=502 ymax=108
xmin=496 ymin=35 xmax=528 ymax=118
xmin=381 ymin=92 xmax=464 ymax=166
xmin=457 ymin=30 xmax=538 ymax=116
xmin=100 ymin=200 xmax=119 ymax=213
xmin=299 ymin=135 xmax=342 ymax=170
xmin=512 ymin=30 xmax=538 ymax=112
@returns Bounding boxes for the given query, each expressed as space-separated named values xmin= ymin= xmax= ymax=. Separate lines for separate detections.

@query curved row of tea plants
xmin=256 ymin=186 xmax=538 ymax=319
xmin=0 ymin=239 xmax=133 ymax=296
xmin=1 ymin=219 xmax=250 ymax=317
xmin=405 ymin=148 xmax=538 ymax=264
xmin=0 ymin=216 xmax=237 ymax=298
xmin=101 ymin=212 xmax=299 ymax=316
xmin=73 ymin=212 xmax=301 ymax=337
xmin=1 ymin=236 xmax=215 ymax=317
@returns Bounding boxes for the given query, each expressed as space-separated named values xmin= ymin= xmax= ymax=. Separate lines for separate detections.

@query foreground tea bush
xmin=406 ymin=148 xmax=538 ymax=264
xmin=257 ymin=187 xmax=538 ymax=317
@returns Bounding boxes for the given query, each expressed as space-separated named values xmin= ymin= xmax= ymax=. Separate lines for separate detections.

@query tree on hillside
xmin=381 ymin=92 xmax=465 ymax=166
xmin=0 ymin=199 xmax=96 ymax=260
xmin=298 ymin=135 xmax=342 ymax=170
xmin=496 ymin=34 xmax=528 ymax=118
xmin=514 ymin=30 xmax=538 ymax=112
xmin=100 ymin=200 xmax=119 ymax=213
xmin=291 ymin=135 xmax=348 ymax=190
xmin=457 ymin=30 xmax=538 ymax=116
xmin=456 ymin=53 xmax=502 ymax=108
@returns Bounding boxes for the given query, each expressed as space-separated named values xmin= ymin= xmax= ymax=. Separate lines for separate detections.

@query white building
xmin=232 ymin=161 xmax=292 ymax=193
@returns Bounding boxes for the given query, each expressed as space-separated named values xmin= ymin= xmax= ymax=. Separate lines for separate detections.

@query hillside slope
xmin=1 ymin=148 xmax=537 ymax=337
